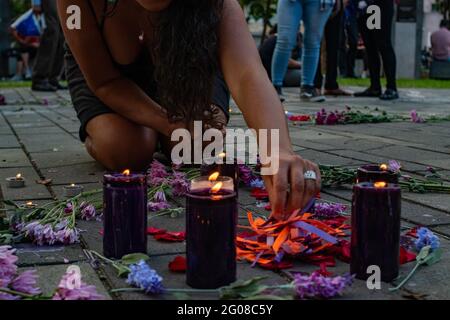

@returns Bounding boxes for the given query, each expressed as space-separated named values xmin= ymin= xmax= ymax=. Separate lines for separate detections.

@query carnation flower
xmin=415 ymin=227 xmax=440 ymax=251
xmin=153 ymin=190 xmax=167 ymax=203
xmin=411 ymin=110 xmax=425 ymax=123
xmin=64 ymin=202 xmax=73 ymax=214
xmin=388 ymin=160 xmax=402 ymax=173
xmin=0 ymin=246 xmax=18 ymax=287
xmin=170 ymin=172 xmax=190 ymax=196
xmin=294 ymin=272 xmax=354 ymax=299
xmin=80 ymin=202 xmax=97 ymax=221
xmin=53 ymin=269 xmax=104 ymax=300
xmin=127 ymin=260 xmax=164 ymax=295
xmin=147 ymin=201 xmax=171 ymax=212
xmin=314 ymin=202 xmax=347 ymax=218
xmin=148 ymin=160 xmax=169 ymax=186
xmin=249 ymin=178 xmax=265 ymax=189
xmin=238 ymin=164 xmax=255 ymax=186
xmin=11 ymin=270 xmax=41 ymax=295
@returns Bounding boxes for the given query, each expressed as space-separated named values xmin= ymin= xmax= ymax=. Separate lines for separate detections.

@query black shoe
xmin=32 ymin=81 xmax=57 ymax=92
xmin=353 ymin=87 xmax=382 ymax=97
xmin=49 ymin=81 xmax=68 ymax=90
xmin=274 ymin=85 xmax=285 ymax=102
xmin=379 ymin=89 xmax=399 ymax=100
xmin=300 ymin=85 xmax=326 ymax=102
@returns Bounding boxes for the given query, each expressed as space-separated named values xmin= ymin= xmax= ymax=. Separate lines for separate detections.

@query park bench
xmin=429 ymin=59 xmax=450 ymax=80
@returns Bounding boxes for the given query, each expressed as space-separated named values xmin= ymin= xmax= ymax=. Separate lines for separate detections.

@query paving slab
xmin=0 ymin=167 xmax=51 ymax=200
xmin=0 ymin=148 xmax=31 ymax=168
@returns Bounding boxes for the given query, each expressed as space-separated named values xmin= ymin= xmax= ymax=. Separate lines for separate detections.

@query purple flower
xmin=294 ymin=272 xmax=354 ymax=299
xmin=314 ymin=202 xmax=347 ymax=218
xmin=127 ymin=260 xmax=164 ymax=295
xmin=53 ymin=269 xmax=104 ymax=300
xmin=388 ymin=160 xmax=402 ymax=173
xmin=54 ymin=227 xmax=80 ymax=245
xmin=0 ymin=246 xmax=18 ymax=287
xmin=147 ymin=160 xmax=169 ymax=186
xmin=411 ymin=110 xmax=425 ymax=123
xmin=154 ymin=190 xmax=167 ymax=203
xmin=11 ymin=270 xmax=41 ymax=295
xmin=80 ymin=202 xmax=97 ymax=221
xmin=64 ymin=202 xmax=73 ymax=214
xmin=147 ymin=201 xmax=171 ymax=212
xmin=170 ymin=172 xmax=190 ymax=196
xmin=415 ymin=227 xmax=440 ymax=251
xmin=249 ymin=178 xmax=265 ymax=189
xmin=238 ymin=164 xmax=255 ymax=186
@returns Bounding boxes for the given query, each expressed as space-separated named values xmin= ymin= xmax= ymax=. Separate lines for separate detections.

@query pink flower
xmin=52 ymin=269 xmax=104 ymax=300
xmin=411 ymin=110 xmax=425 ymax=123
xmin=154 ymin=191 xmax=167 ymax=203
xmin=11 ymin=270 xmax=41 ymax=295
xmin=388 ymin=160 xmax=402 ymax=173
xmin=147 ymin=201 xmax=171 ymax=212
xmin=64 ymin=202 xmax=73 ymax=214
xmin=148 ymin=160 xmax=169 ymax=186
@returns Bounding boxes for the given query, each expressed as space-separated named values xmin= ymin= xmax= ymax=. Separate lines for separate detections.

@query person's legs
xmin=301 ymin=0 xmax=333 ymax=87
xmin=272 ymin=0 xmax=302 ymax=87
xmin=85 ymin=113 xmax=159 ymax=171
xmin=346 ymin=16 xmax=358 ymax=77
xmin=324 ymin=9 xmax=343 ymax=90
xmin=313 ymin=48 xmax=324 ymax=90
xmin=32 ymin=0 xmax=60 ymax=90
xmin=376 ymin=0 xmax=397 ymax=92
xmin=355 ymin=14 xmax=382 ymax=96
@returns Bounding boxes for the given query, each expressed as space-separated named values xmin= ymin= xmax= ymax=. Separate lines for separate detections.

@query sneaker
xmin=354 ymin=87 xmax=382 ymax=97
xmin=49 ymin=80 xmax=68 ymax=90
xmin=10 ymin=74 xmax=23 ymax=82
xmin=32 ymin=80 xmax=57 ymax=92
xmin=379 ymin=89 xmax=399 ymax=100
xmin=300 ymin=85 xmax=326 ymax=102
xmin=25 ymin=68 xmax=32 ymax=80
xmin=274 ymin=85 xmax=285 ymax=102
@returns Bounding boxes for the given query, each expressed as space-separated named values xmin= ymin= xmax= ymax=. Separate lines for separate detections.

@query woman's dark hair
xmin=151 ymin=0 xmax=224 ymax=122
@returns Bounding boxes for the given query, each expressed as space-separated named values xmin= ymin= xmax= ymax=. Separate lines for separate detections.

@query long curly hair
xmin=108 ymin=0 xmax=225 ymax=122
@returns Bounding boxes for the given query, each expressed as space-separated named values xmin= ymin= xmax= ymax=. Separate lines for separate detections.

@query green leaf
xmin=219 ymin=276 xmax=268 ymax=300
xmin=120 ymin=253 xmax=150 ymax=265
xmin=423 ymin=248 xmax=442 ymax=266
xmin=116 ymin=265 xmax=131 ymax=278
xmin=244 ymin=294 xmax=293 ymax=300
xmin=2 ymin=200 xmax=19 ymax=208
xmin=416 ymin=246 xmax=431 ymax=263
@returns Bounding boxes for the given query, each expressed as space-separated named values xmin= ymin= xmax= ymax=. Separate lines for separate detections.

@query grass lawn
xmin=339 ymin=77 xmax=450 ymax=89
xmin=1 ymin=78 xmax=450 ymax=89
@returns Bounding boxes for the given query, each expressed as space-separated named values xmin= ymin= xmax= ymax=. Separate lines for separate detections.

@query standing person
xmin=31 ymin=0 xmax=66 ymax=91
xmin=272 ymin=0 xmax=335 ymax=103
xmin=430 ymin=20 xmax=450 ymax=61
xmin=341 ymin=0 xmax=358 ymax=78
xmin=314 ymin=0 xmax=352 ymax=97
xmin=354 ymin=0 xmax=398 ymax=100
xmin=8 ymin=5 xmax=45 ymax=81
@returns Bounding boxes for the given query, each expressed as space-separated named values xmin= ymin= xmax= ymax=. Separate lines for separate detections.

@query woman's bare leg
xmin=85 ymin=113 xmax=158 ymax=171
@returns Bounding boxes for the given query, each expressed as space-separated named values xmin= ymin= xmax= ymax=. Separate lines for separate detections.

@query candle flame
xmin=374 ymin=181 xmax=387 ymax=188
xmin=16 ymin=173 xmax=22 ymax=179
xmin=218 ymin=152 xmax=226 ymax=159
xmin=208 ymin=172 xmax=220 ymax=181
xmin=26 ymin=201 xmax=33 ymax=206
xmin=70 ymin=183 xmax=75 ymax=187
xmin=122 ymin=169 xmax=131 ymax=176
xmin=380 ymin=164 xmax=388 ymax=171
xmin=211 ymin=182 xmax=223 ymax=193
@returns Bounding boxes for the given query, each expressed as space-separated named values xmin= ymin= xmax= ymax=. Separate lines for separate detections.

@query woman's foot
xmin=354 ymin=87 xmax=382 ymax=97
xmin=300 ymin=85 xmax=326 ymax=102
xmin=379 ymin=89 xmax=399 ymax=100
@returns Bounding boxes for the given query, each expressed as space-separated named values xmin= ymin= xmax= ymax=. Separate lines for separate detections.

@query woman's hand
xmin=262 ymin=150 xmax=321 ymax=221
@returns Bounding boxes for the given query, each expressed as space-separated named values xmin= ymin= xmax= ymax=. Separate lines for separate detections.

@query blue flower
xmin=249 ymin=179 xmax=265 ymax=189
xmin=415 ymin=227 xmax=440 ymax=251
xmin=126 ymin=260 xmax=164 ymax=295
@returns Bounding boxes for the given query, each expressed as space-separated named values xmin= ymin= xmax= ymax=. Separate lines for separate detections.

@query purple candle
xmin=357 ymin=164 xmax=399 ymax=184
xmin=351 ymin=182 xmax=401 ymax=282
xmin=186 ymin=176 xmax=237 ymax=289
xmin=200 ymin=153 xmax=239 ymax=192
xmin=103 ymin=170 xmax=147 ymax=259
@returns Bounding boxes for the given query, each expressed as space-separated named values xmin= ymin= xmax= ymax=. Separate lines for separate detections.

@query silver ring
xmin=304 ymin=170 xmax=317 ymax=180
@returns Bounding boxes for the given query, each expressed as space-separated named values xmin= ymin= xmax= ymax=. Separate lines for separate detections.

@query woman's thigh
xmin=85 ymin=113 xmax=159 ymax=171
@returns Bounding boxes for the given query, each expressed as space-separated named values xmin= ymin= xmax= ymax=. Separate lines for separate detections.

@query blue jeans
xmin=272 ymin=0 xmax=333 ymax=87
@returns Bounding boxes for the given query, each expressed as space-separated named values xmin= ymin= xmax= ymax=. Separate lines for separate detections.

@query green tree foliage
xmin=10 ymin=0 xmax=31 ymax=18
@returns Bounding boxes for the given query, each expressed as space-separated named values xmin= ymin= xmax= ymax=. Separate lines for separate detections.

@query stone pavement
xmin=0 ymin=86 xmax=449 ymax=300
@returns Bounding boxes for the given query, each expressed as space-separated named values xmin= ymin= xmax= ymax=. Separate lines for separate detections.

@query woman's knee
xmin=85 ymin=114 xmax=158 ymax=171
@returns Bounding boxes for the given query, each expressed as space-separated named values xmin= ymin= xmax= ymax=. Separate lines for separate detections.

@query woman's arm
xmin=57 ymin=0 xmax=178 ymax=137
xmin=219 ymin=0 xmax=321 ymax=220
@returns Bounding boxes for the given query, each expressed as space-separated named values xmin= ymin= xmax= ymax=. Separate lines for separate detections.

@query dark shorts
xmin=65 ymin=48 xmax=230 ymax=142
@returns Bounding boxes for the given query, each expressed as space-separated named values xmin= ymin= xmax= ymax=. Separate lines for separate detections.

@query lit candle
xmin=357 ymin=164 xmax=399 ymax=184
xmin=20 ymin=201 xmax=37 ymax=209
xmin=6 ymin=173 xmax=25 ymax=188
xmin=200 ymin=152 xmax=239 ymax=192
xmin=103 ymin=170 xmax=147 ymax=259
xmin=63 ymin=183 xmax=84 ymax=198
xmin=185 ymin=174 xmax=237 ymax=289
xmin=351 ymin=181 xmax=401 ymax=282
